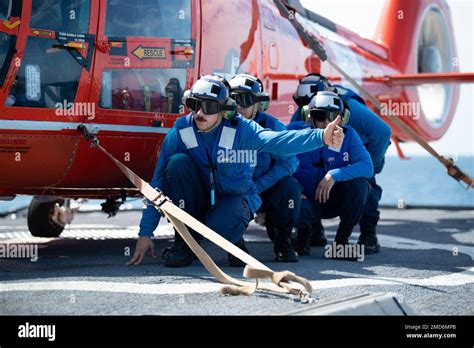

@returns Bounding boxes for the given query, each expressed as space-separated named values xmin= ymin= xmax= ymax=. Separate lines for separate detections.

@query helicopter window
xmin=99 ymin=68 xmax=186 ymax=114
xmin=0 ymin=32 xmax=14 ymax=90
xmin=0 ymin=32 xmax=11 ymax=73
xmin=30 ymin=0 xmax=90 ymax=33
xmin=105 ymin=0 xmax=191 ymax=39
xmin=7 ymin=37 xmax=83 ymax=109
xmin=0 ymin=1 xmax=12 ymax=21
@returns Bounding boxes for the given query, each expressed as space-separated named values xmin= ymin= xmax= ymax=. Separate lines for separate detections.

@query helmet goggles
xmin=309 ymin=109 xmax=340 ymax=123
xmin=230 ymin=92 xmax=269 ymax=108
xmin=186 ymin=97 xmax=222 ymax=115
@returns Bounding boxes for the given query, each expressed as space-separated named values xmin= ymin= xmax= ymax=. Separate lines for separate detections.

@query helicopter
xmin=0 ymin=0 xmax=471 ymax=237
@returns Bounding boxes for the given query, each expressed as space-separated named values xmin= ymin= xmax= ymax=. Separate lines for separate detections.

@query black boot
xmin=310 ymin=220 xmax=327 ymax=247
xmin=295 ymin=225 xmax=312 ymax=256
xmin=162 ymin=234 xmax=193 ymax=268
xmin=228 ymin=239 xmax=249 ymax=267
xmin=334 ymin=225 xmax=353 ymax=246
xmin=274 ymin=228 xmax=298 ymax=262
xmin=328 ymin=227 xmax=360 ymax=261
xmin=358 ymin=227 xmax=380 ymax=254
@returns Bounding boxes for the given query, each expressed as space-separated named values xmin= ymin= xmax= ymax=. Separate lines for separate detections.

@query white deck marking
xmin=0 ymin=281 xmax=222 ymax=295
xmin=0 ymin=267 xmax=472 ymax=296
xmin=0 ymin=227 xmax=472 ymax=295
xmin=0 ymin=224 xmax=174 ymax=240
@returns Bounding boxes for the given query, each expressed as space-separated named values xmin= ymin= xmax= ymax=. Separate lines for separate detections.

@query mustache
xmin=195 ymin=116 xmax=207 ymax=122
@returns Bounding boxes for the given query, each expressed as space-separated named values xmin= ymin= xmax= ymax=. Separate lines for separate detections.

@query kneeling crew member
xmin=290 ymin=73 xmax=391 ymax=253
xmin=229 ymin=73 xmax=301 ymax=263
xmin=288 ymin=91 xmax=373 ymax=256
xmin=129 ymin=75 xmax=344 ymax=267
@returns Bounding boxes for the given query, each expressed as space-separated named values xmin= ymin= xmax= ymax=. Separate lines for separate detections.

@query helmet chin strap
xmin=237 ymin=104 xmax=258 ymax=120
xmin=250 ymin=104 xmax=259 ymax=120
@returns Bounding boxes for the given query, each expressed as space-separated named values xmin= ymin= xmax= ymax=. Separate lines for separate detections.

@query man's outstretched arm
xmin=242 ymin=115 xmax=343 ymax=155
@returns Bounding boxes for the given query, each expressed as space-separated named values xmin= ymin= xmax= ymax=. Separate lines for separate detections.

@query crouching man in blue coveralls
xmin=128 ymin=75 xmax=344 ymax=267
xmin=290 ymin=73 xmax=391 ymax=253
xmin=288 ymin=91 xmax=373 ymax=257
xmin=229 ymin=74 xmax=301 ymax=263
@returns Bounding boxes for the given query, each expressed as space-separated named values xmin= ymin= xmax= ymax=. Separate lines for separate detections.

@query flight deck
xmin=0 ymin=207 xmax=472 ymax=315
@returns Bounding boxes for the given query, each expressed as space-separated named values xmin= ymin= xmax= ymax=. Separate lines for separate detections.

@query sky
xmin=300 ymin=0 xmax=473 ymax=157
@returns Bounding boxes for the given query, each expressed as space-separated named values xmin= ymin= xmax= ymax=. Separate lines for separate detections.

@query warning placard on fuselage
xmin=132 ymin=46 xmax=166 ymax=61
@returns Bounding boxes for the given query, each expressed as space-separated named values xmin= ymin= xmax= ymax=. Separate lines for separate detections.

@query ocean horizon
xmin=1 ymin=156 xmax=473 ymax=216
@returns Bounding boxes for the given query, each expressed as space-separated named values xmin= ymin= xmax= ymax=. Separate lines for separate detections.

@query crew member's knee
xmin=165 ymin=153 xmax=194 ymax=177
xmin=274 ymin=176 xmax=302 ymax=199
xmin=207 ymin=215 xmax=248 ymax=244
xmin=282 ymin=176 xmax=302 ymax=193
xmin=368 ymin=181 xmax=382 ymax=201
xmin=298 ymin=199 xmax=317 ymax=227
xmin=206 ymin=198 xmax=250 ymax=244
xmin=346 ymin=178 xmax=370 ymax=203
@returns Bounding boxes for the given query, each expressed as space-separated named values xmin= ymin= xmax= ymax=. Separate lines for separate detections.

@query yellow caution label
xmin=31 ymin=29 xmax=54 ymax=38
xmin=3 ymin=20 xmax=20 ymax=29
xmin=132 ymin=45 xmax=166 ymax=61
xmin=66 ymin=42 xmax=86 ymax=49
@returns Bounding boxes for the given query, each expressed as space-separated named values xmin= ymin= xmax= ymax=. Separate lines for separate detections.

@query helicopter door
xmin=92 ymin=0 xmax=200 ymax=125
xmin=3 ymin=0 xmax=97 ymax=121
xmin=0 ymin=1 xmax=23 ymax=107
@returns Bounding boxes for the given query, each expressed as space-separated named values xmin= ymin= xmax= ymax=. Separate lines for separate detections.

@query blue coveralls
xmin=289 ymin=85 xmax=391 ymax=234
xmin=288 ymin=121 xmax=373 ymax=242
xmin=252 ymin=112 xmax=301 ymax=232
xmin=139 ymin=113 xmax=328 ymax=244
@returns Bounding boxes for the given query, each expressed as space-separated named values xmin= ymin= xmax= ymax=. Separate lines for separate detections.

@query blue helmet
xmin=293 ymin=73 xmax=331 ymax=107
xmin=184 ymin=75 xmax=236 ymax=118
xmin=228 ymin=74 xmax=270 ymax=112
xmin=229 ymin=74 xmax=263 ymax=95
xmin=189 ymin=75 xmax=230 ymax=104
xmin=310 ymin=91 xmax=343 ymax=112
xmin=306 ymin=91 xmax=344 ymax=126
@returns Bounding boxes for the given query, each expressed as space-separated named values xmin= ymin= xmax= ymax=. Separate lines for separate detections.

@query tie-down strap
xmin=87 ymin=137 xmax=313 ymax=300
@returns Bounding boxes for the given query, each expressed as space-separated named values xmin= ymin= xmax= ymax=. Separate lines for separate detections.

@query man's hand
xmin=127 ymin=236 xmax=157 ymax=266
xmin=323 ymin=115 xmax=343 ymax=147
xmin=315 ymin=173 xmax=335 ymax=203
